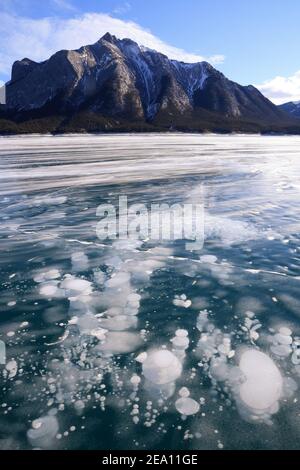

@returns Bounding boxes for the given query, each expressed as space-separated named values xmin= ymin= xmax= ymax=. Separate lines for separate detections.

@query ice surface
xmin=2 ymin=134 xmax=300 ymax=450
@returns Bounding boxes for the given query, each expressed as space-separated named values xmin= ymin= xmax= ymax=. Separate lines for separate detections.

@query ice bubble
xmin=27 ymin=416 xmax=59 ymax=448
xmin=89 ymin=328 xmax=108 ymax=341
xmin=175 ymin=329 xmax=188 ymax=337
xmin=127 ymin=293 xmax=141 ymax=304
xmin=291 ymin=350 xmax=300 ymax=365
xmin=32 ymin=420 xmax=42 ymax=430
xmin=74 ymin=400 xmax=85 ymax=413
xmin=279 ymin=327 xmax=292 ymax=336
xmin=71 ymin=251 xmax=89 ymax=271
xmin=245 ymin=311 xmax=255 ymax=318
xmin=238 ymin=350 xmax=283 ymax=413
xmin=175 ymin=397 xmax=200 ymax=416
xmin=173 ymin=296 xmax=192 ymax=309
xmin=179 ymin=387 xmax=190 ymax=398
xmin=144 ymin=380 xmax=176 ymax=399
xmin=61 ymin=276 xmax=92 ymax=297
xmin=218 ymin=342 xmax=231 ymax=356
xmin=124 ymin=306 xmax=139 ymax=317
xmin=135 ymin=352 xmax=148 ymax=363
xmin=249 ymin=330 xmax=260 ymax=342
xmin=130 ymin=375 xmax=141 ymax=386
xmin=6 ymin=360 xmax=18 ymax=378
xmin=210 ymin=358 xmax=230 ymax=382
xmin=273 ymin=334 xmax=292 ymax=345
xmin=142 ymin=350 xmax=182 ymax=385
xmin=100 ymin=315 xmax=137 ymax=332
xmin=77 ymin=313 xmax=99 ymax=332
xmin=227 ymin=366 xmax=245 ymax=387
xmin=34 ymin=269 xmax=61 ymax=283
xmin=171 ymin=329 xmax=190 ymax=351
xmin=196 ymin=333 xmax=218 ymax=360
xmin=196 ymin=310 xmax=210 ymax=332
xmin=103 ymin=307 xmax=123 ymax=317
xmin=39 ymin=283 xmax=59 ymax=297
xmin=199 ymin=255 xmax=218 ymax=264
xmin=98 ymin=331 xmax=142 ymax=354
xmin=44 ymin=269 xmax=60 ymax=279
xmin=270 ymin=344 xmax=292 ymax=357
xmin=171 ymin=336 xmax=189 ymax=349
xmin=106 ymin=272 xmax=131 ymax=288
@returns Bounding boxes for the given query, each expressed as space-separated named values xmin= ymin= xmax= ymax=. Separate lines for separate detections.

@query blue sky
xmin=1 ymin=0 xmax=300 ymax=103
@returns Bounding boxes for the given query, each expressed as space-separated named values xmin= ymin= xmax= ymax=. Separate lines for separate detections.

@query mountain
xmin=1 ymin=33 xmax=299 ymax=134
xmin=278 ymin=101 xmax=300 ymax=118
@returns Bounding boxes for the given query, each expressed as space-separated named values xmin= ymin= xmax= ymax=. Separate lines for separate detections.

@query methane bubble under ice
xmin=60 ymin=276 xmax=93 ymax=298
xmin=141 ymin=350 xmax=182 ymax=385
xmin=175 ymin=397 xmax=200 ymax=416
xmin=27 ymin=416 xmax=59 ymax=448
xmin=175 ymin=387 xmax=200 ymax=416
xmin=237 ymin=349 xmax=283 ymax=417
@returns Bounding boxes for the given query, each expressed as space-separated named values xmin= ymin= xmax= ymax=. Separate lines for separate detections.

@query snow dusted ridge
xmin=4 ymin=32 xmax=286 ymax=126
xmin=113 ymin=37 xmax=211 ymax=118
xmin=6 ymin=33 xmax=211 ymax=117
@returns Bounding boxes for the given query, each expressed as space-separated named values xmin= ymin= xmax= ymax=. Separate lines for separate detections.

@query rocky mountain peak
xmin=2 ymin=32 xmax=295 ymax=134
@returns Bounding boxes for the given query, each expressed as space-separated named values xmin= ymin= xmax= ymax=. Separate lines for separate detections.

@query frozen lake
xmin=1 ymin=133 xmax=300 ymax=450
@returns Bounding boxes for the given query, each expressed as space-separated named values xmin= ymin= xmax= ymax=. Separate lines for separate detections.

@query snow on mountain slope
xmin=3 ymin=32 xmax=293 ymax=127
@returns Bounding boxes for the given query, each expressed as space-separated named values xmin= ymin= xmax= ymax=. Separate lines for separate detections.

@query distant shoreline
xmin=1 ymin=129 xmax=300 ymax=137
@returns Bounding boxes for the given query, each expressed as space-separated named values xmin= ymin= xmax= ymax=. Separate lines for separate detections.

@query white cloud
xmin=256 ymin=70 xmax=300 ymax=105
xmin=52 ymin=0 xmax=77 ymax=11
xmin=0 ymin=12 xmax=225 ymax=82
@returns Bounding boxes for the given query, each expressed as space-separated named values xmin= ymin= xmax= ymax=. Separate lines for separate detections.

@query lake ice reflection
xmin=1 ymin=133 xmax=300 ymax=450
